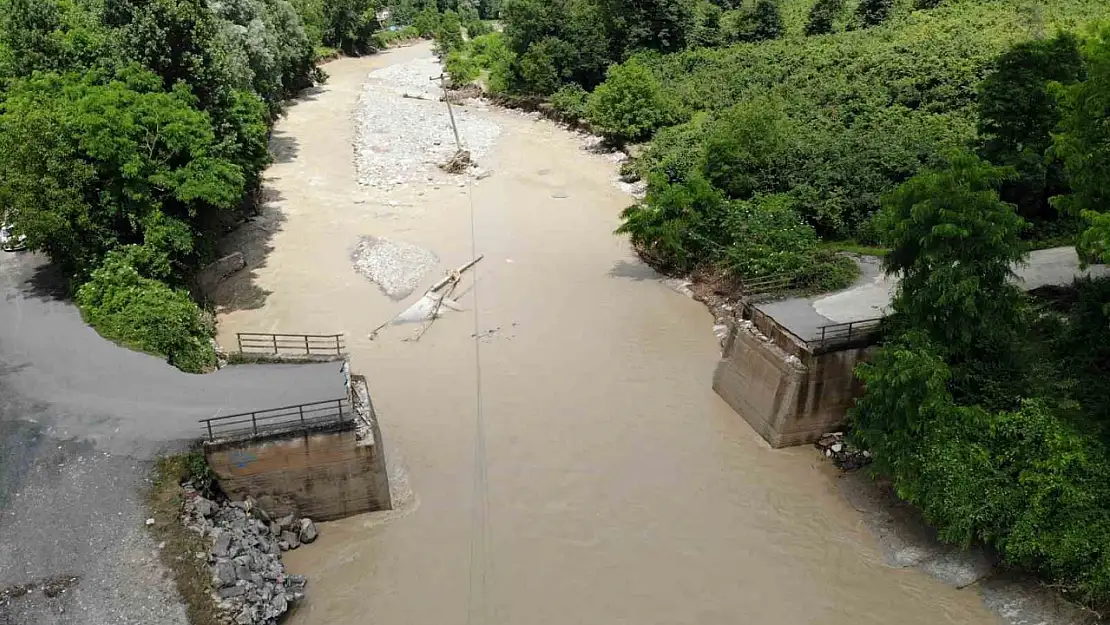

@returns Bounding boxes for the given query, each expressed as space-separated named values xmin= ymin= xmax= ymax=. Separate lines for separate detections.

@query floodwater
xmin=216 ymin=44 xmax=1000 ymax=625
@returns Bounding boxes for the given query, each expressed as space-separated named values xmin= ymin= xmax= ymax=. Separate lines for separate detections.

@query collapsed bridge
xmin=714 ymin=247 xmax=1110 ymax=447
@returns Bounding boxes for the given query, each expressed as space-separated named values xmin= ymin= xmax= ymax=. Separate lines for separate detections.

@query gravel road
xmin=0 ymin=252 xmax=346 ymax=625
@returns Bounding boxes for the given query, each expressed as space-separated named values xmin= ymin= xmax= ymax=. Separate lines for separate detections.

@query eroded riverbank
xmin=215 ymin=43 xmax=1001 ymax=625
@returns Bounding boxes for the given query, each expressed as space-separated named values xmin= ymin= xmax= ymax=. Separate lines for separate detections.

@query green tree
xmin=500 ymin=0 xmax=613 ymax=92
xmin=804 ymin=0 xmax=843 ymax=36
xmin=616 ymin=173 xmax=730 ymax=271
xmin=1055 ymin=27 xmax=1110 ymax=264
xmin=0 ymin=67 xmax=244 ymax=277
xmin=600 ymin=0 xmax=694 ymax=54
xmin=586 ymin=58 xmax=680 ymax=142
xmin=726 ymin=0 xmax=783 ymax=43
xmin=913 ymin=0 xmax=942 ymax=8
xmin=978 ymin=33 xmax=1083 ymax=222
xmin=434 ymin=9 xmax=463 ymax=55
xmin=876 ymin=152 xmax=1026 ymax=361
xmin=854 ymin=0 xmax=892 ymax=28
xmin=689 ymin=0 xmax=723 ymax=48
xmin=702 ymin=96 xmax=794 ymax=200
xmin=749 ymin=0 xmax=783 ymax=41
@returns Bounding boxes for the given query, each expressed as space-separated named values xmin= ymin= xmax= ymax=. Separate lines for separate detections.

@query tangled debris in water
xmin=816 ymin=432 xmax=872 ymax=471
xmin=440 ymin=149 xmax=472 ymax=174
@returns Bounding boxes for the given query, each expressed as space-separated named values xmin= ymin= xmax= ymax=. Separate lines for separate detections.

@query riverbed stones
xmin=354 ymin=56 xmax=500 ymax=189
xmin=180 ymin=485 xmax=320 ymax=625
xmin=351 ymin=235 xmax=438 ymax=300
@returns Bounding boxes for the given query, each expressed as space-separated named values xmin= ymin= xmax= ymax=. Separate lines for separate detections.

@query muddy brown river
xmin=216 ymin=44 xmax=1000 ymax=624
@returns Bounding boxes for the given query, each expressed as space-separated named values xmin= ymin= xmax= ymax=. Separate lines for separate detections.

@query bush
xmin=854 ymin=0 xmax=894 ymax=28
xmin=634 ymin=112 xmax=710 ymax=183
xmin=702 ymin=96 xmax=794 ymax=200
xmin=719 ymin=193 xmax=818 ymax=279
xmin=550 ymin=83 xmax=589 ymax=119
xmin=616 ymin=173 xmax=730 ymax=271
xmin=434 ymin=10 xmax=465 ymax=55
xmin=465 ymin=19 xmax=494 ymax=37
xmin=586 ymin=59 xmax=681 ymax=142
xmin=76 ymin=249 xmax=217 ymax=373
xmin=805 ymin=0 xmax=844 ymax=35
xmin=852 ymin=332 xmax=1110 ymax=606
xmin=412 ymin=7 xmax=442 ymax=36
xmin=445 ymin=48 xmax=480 ymax=85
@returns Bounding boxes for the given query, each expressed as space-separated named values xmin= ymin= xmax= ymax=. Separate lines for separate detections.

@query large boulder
xmin=298 ymin=518 xmax=318 ymax=544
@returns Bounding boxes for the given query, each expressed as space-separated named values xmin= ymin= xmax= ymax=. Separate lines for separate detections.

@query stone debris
xmin=815 ymin=432 xmax=872 ymax=471
xmin=180 ymin=485 xmax=318 ymax=625
xmin=351 ymin=235 xmax=439 ymax=300
xmin=0 ymin=575 xmax=80 ymax=606
xmin=354 ymin=56 xmax=499 ymax=189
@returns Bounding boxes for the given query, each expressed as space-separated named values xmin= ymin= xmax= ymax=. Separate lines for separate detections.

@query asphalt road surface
xmin=0 ymin=251 xmax=345 ymax=625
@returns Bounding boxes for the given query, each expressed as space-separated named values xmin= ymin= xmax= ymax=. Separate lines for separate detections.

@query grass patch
xmin=313 ymin=46 xmax=340 ymax=62
xmin=225 ymin=352 xmax=344 ymax=365
xmin=821 ymin=240 xmax=890 ymax=257
xmin=147 ymin=450 xmax=221 ymax=625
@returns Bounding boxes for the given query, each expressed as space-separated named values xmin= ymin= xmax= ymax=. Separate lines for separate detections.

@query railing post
xmin=206 ymin=421 xmax=213 ymax=441
xmin=272 ymin=334 xmax=278 ymax=354
xmin=299 ymin=405 xmax=305 ymax=426
xmin=336 ymin=398 xmax=344 ymax=423
xmin=335 ymin=335 xmax=341 ymax=356
xmin=304 ymin=335 xmax=310 ymax=355
xmin=252 ymin=412 xmax=258 ymax=435
xmin=237 ymin=334 xmax=243 ymax=353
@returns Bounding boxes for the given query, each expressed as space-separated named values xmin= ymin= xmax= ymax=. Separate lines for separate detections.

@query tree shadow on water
xmin=269 ymin=129 xmax=301 ymax=165
xmin=608 ymin=259 xmax=661 ymax=282
xmin=202 ymin=186 xmax=287 ymax=314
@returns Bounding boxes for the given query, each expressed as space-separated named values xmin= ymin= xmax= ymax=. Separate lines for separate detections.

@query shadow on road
xmin=269 ymin=129 xmax=301 ymax=165
xmin=18 ymin=261 xmax=69 ymax=302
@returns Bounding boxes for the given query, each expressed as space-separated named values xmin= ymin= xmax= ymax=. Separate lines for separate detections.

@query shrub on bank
xmin=76 ymin=249 xmax=217 ymax=374
xmin=586 ymin=60 xmax=682 ymax=143
xmin=549 ymin=83 xmax=589 ymax=119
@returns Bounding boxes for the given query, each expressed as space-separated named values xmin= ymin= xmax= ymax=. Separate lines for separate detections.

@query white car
xmin=1 ymin=224 xmax=27 ymax=252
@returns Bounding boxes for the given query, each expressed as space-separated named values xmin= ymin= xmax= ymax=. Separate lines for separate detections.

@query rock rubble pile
xmin=815 ymin=432 xmax=872 ymax=471
xmin=181 ymin=484 xmax=319 ymax=625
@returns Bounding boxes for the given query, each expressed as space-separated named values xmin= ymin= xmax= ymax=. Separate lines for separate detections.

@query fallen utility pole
xmin=368 ymin=255 xmax=485 ymax=340
xmin=430 ymin=73 xmax=463 ymax=151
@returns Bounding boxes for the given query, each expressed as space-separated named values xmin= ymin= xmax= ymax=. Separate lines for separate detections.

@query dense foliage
xmin=76 ymin=248 xmax=217 ymax=373
xmin=483 ymin=0 xmax=1109 ymax=288
xmin=853 ymin=150 xmax=1110 ymax=605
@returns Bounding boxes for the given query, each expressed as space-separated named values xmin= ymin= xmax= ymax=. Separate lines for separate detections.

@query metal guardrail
xmin=236 ymin=332 xmax=344 ymax=356
xmin=199 ymin=397 xmax=352 ymax=441
xmin=741 ymin=273 xmax=795 ymax=296
xmin=810 ymin=318 xmax=882 ymax=349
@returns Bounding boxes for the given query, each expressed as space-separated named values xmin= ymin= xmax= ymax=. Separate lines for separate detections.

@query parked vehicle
xmin=1 ymin=224 xmax=27 ymax=252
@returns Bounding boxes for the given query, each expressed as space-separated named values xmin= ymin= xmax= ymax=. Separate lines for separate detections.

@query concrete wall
xmin=713 ymin=323 xmax=874 ymax=448
xmin=205 ymin=424 xmax=391 ymax=521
